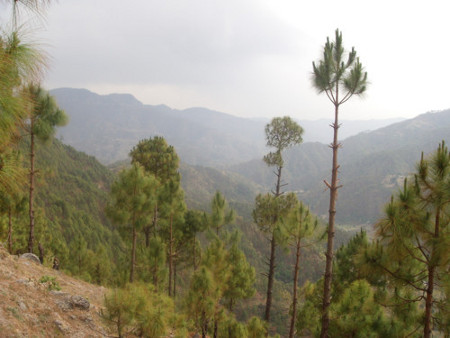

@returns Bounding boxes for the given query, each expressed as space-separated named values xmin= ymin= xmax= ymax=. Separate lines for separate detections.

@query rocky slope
xmin=0 ymin=246 xmax=110 ymax=337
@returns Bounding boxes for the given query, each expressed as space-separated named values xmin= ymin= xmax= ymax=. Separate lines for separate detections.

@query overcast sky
xmin=2 ymin=0 xmax=449 ymax=120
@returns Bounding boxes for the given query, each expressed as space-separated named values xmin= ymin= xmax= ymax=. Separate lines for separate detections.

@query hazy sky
xmin=2 ymin=0 xmax=449 ymax=120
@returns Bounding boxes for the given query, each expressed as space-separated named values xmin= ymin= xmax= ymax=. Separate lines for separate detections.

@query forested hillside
xmin=3 ymin=132 xmax=351 ymax=335
xmin=1 ymin=2 xmax=449 ymax=336
xmin=12 ymin=138 xmax=125 ymax=283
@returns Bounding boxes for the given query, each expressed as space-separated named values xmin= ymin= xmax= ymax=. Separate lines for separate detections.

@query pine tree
xmin=311 ymin=29 xmax=368 ymax=337
xmin=203 ymin=238 xmax=231 ymax=338
xmin=0 ymin=183 xmax=26 ymax=253
xmin=24 ymin=85 xmax=67 ymax=253
xmin=208 ymin=191 xmax=235 ymax=235
xmin=365 ymin=142 xmax=450 ymax=337
xmin=181 ymin=209 xmax=207 ymax=271
xmin=258 ymin=116 xmax=303 ymax=324
xmin=159 ymin=173 xmax=186 ymax=297
xmin=185 ymin=266 xmax=220 ymax=338
xmin=0 ymin=31 xmax=45 ymax=193
xmin=283 ymin=201 xmax=318 ymax=338
xmin=130 ymin=137 xmax=179 ymax=245
xmin=223 ymin=231 xmax=256 ymax=312
xmin=146 ymin=236 xmax=167 ymax=291
xmin=107 ymin=163 xmax=157 ymax=283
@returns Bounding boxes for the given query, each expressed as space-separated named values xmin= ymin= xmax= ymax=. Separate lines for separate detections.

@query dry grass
xmin=0 ymin=246 xmax=113 ymax=337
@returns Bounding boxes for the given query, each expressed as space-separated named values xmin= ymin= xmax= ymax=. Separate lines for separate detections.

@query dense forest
xmin=0 ymin=1 xmax=449 ymax=337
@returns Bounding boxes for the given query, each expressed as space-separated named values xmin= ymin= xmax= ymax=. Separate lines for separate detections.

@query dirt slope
xmin=0 ymin=246 xmax=112 ymax=337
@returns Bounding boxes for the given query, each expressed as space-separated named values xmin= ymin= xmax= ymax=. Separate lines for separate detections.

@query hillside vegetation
xmin=1 ymin=5 xmax=448 ymax=335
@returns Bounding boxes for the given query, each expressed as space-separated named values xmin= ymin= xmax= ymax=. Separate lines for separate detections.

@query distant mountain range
xmin=51 ymin=87 xmax=450 ymax=225
xmin=230 ymin=109 xmax=450 ymax=223
xmin=51 ymin=88 xmax=402 ymax=166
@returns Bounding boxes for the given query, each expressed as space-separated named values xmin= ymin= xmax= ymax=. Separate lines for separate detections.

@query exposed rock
xmin=51 ymin=291 xmax=90 ymax=311
xmin=16 ymin=278 xmax=30 ymax=285
xmin=50 ymin=290 xmax=70 ymax=297
xmin=19 ymin=253 xmax=41 ymax=264
xmin=71 ymin=295 xmax=90 ymax=310
xmin=55 ymin=299 xmax=73 ymax=311
xmin=17 ymin=301 xmax=27 ymax=311
xmin=53 ymin=313 xmax=70 ymax=333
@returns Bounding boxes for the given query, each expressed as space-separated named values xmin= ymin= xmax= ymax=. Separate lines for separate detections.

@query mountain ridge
xmin=51 ymin=87 xmax=405 ymax=166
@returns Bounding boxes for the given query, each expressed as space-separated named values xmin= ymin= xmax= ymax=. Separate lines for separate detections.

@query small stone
xmin=16 ymin=279 xmax=29 ymax=285
xmin=17 ymin=301 xmax=27 ymax=311
xmin=54 ymin=319 xmax=69 ymax=333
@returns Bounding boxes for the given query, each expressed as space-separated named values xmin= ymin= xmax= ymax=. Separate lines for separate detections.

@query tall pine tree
xmin=311 ymin=29 xmax=368 ymax=337
xmin=24 ymin=85 xmax=67 ymax=253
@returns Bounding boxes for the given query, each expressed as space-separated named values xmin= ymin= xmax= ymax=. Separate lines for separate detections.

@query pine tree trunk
xmin=153 ymin=259 xmax=159 ymax=291
xmin=201 ymin=311 xmax=207 ymax=338
xmin=28 ymin=127 xmax=35 ymax=253
xmin=289 ymin=240 xmax=302 ymax=338
xmin=320 ymin=94 xmax=340 ymax=338
xmin=130 ymin=224 xmax=137 ymax=283
xmin=193 ymin=235 xmax=197 ymax=271
xmin=424 ymin=265 xmax=435 ymax=338
xmin=152 ymin=202 xmax=158 ymax=237
xmin=265 ymin=164 xmax=283 ymax=324
xmin=424 ymin=209 xmax=440 ymax=337
xmin=173 ymin=259 xmax=177 ymax=298
xmin=7 ymin=207 xmax=13 ymax=254
xmin=229 ymin=298 xmax=234 ymax=312
xmin=144 ymin=225 xmax=151 ymax=247
xmin=38 ymin=242 xmax=44 ymax=264
xmin=264 ymin=233 xmax=276 ymax=322
xmin=213 ymin=319 xmax=218 ymax=338
xmin=168 ymin=213 xmax=173 ymax=297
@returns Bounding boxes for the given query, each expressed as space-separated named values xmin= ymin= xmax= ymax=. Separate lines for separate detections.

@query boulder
xmin=71 ymin=295 xmax=90 ymax=310
xmin=51 ymin=291 xmax=90 ymax=311
xmin=19 ymin=253 xmax=41 ymax=264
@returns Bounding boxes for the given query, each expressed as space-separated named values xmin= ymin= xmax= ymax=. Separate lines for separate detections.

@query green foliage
xmin=25 ymin=84 xmax=68 ymax=143
xmin=296 ymin=229 xmax=421 ymax=337
xmin=39 ymin=275 xmax=61 ymax=291
xmin=312 ymin=29 xmax=367 ymax=100
xmin=218 ymin=314 xmax=249 ymax=337
xmin=0 ymin=29 xmax=45 ymax=195
xmin=253 ymin=192 xmax=298 ymax=242
xmin=102 ymin=287 xmax=136 ymax=337
xmin=247 ymin=316 xmax=267 ymax=337
xmin=364 ymin=142 xmax=450 ymax=336
xmin=296 ymin=280 xmax=322 ymax=336
xmin=208 ymin=191 xmax=235 ymax=235
xmin=0 ymin=30 xmax=45 ymax=150
xmin=283 ymin=200 xmax=318 ymax=249
xmin=102 ymin=283 xmax=175 ymax=338
xmin=130 ymin=136 xmax=179 ymax=184
xmin=107 ymin=163 xmax=157 ymax=282
xmin=263 ymin=116 xmax=303 ymax=169
xmin=328 ymin=280 xmax=390 ymax=338
xmin=141 ymin=236 xmax=167 ymax=289
xmin=107 ymin=163 xmax=156 ymax=231
xmin=333 ymin=230 xmax=370 ymax=294
xmin=185 ymin=266 xmax=220 ymax=336
xmin=223 ymin=234 xmax=256 ymax=311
